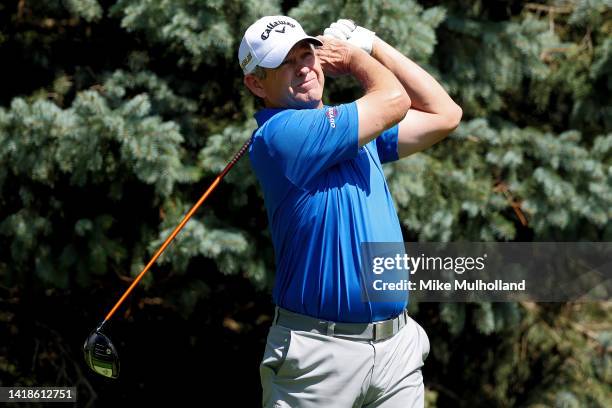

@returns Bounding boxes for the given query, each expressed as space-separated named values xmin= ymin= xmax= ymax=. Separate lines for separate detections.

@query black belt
xmin=273 ymin=306 xmax=409 ymax=342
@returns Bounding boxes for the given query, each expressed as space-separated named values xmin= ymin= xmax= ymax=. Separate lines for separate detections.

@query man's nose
xmin=296 ymin=64 xmax=310 ymax=77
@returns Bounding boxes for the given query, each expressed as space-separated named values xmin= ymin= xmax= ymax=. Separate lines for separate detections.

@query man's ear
xmin=244 ymin=74 xmax=267 ymax=99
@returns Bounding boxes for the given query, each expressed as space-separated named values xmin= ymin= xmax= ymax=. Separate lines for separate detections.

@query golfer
xmin=239 ymin=15 xmax=462 ymax=407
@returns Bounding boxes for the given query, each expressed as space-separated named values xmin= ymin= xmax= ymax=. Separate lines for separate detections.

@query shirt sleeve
xmin=261 ymin=102 xmax=359 ymax=188
xmin=375 ymin=124 xmax=400 ymax=164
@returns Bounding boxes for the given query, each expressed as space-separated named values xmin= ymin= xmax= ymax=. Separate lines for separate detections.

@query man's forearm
xmin=371 ymin=37 xmax=460 ymax=116
xmin=349 ymin=49 xmax=411 ymax=145
xmin=349 ymin=50 xmax=405 ymax=98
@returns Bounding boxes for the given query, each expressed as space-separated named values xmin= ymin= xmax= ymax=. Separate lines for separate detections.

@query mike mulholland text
xmin=372 ymin=279 xmax=526 ymax=291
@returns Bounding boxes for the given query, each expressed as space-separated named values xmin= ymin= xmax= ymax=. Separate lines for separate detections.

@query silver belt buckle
xmin=373 ymin=320 xmax=394 ymax=341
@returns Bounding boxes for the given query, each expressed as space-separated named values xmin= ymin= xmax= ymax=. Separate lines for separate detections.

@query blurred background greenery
xmin=0 ymin=0 xmax=610 ymax=406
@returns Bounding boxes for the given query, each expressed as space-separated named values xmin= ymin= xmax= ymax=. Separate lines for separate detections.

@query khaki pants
xmin=260 ymin=314 xmax=430 ymax=408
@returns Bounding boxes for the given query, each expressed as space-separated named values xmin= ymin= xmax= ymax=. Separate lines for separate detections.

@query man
xmin=239 ymin=15 xmax=462 ymax=408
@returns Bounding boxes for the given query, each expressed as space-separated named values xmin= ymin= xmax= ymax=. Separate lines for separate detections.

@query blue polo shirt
xmin=249 ymin=102 xmax=407 ymax=323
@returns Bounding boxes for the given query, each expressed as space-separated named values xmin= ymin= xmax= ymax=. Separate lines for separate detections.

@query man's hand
xmin=323 ymin=19 xmax=376 ymax=55
xmin=314 ymin=35 xmax=358 ymax=78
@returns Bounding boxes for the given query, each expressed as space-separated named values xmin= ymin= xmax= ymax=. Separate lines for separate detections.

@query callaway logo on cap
xmin=238 ymin=15 xmax=322 ymax=74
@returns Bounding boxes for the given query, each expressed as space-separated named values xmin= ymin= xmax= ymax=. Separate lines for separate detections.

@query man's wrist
xmin=347 ymin=46 xmax=368 ymax=76
xmin=370 ymin=37 xmax=383 ymax=60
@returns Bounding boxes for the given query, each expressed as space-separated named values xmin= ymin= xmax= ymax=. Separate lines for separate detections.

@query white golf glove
xmin=323 ymin=19 xmax=376 ymax=55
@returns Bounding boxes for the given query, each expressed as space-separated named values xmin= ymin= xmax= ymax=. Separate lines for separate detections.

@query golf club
xmin=84 ymin=137 xmax=252 ymax=379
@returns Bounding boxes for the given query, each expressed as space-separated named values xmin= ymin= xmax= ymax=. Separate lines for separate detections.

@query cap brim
xmin=258 ymin=35 xmax=323 ymax=69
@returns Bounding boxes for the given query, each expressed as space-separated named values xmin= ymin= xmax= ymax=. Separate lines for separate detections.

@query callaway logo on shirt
xmin=326 ymin=107 xmax=338 ymax=128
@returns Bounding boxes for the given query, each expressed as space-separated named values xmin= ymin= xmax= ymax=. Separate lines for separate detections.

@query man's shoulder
xmin=253 ymin=107 xmax=317 ymax=140
xmin=258 ymin=107 xmax=319 ymax=126
xmin=262 ymin=103 xmax=357 ymax=131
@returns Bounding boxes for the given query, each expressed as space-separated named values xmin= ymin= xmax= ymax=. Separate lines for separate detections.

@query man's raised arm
xmin=325 ymin=20 xmax=463 ymax=158
xmin=315 ymin=36 xmax=411 ymax=147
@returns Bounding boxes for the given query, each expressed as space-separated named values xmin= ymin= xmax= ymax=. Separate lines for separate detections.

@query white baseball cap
xmin=238 ymin=15 xmax=322 ymax=75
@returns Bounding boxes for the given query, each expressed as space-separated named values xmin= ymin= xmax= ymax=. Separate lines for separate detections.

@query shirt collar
xmin=254 ymin=108 xmax=287 ymax=127
xmin=254 ymin=105 xmax=329 ymax=127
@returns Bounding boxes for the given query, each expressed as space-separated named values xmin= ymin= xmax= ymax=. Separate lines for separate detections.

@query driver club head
xmin=83 ymin=328 xmax=120 ymax=379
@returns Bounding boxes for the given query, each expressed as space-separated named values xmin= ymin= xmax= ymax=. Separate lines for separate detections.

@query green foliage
xmin=110 ymin=0 xmax=282 ymax=68
xmin=64 ymin=0 xmax=103 ymax=22
xmin=386 ymin=119 xmax=612 ymax=241
xmin=0 ymin=0 xmax=610 ymax=406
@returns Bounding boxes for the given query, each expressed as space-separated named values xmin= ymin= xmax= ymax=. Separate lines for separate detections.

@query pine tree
xmin=0 ymin=0 xmax=609 ymax=406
